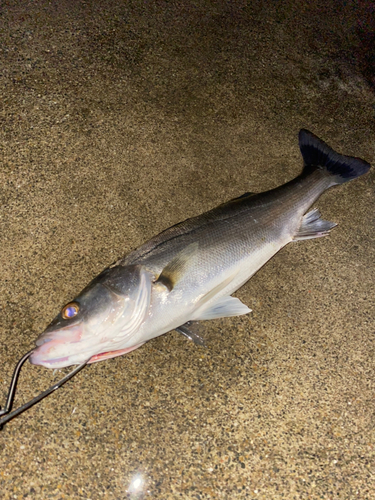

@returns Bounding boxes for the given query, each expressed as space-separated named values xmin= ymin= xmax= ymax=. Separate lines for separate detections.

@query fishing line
xmin=0 ymin=350 xmax=88 ymax=429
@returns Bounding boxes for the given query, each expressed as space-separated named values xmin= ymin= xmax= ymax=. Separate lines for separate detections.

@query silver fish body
xmin=30 ymin=130 xmax=371 ymax=368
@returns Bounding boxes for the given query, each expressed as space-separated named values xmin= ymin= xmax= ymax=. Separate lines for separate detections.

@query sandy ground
xmin=0 ymin=1 xmax=374 ymax=498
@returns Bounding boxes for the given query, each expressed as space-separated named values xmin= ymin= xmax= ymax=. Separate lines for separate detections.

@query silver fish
xmin=30 ymin=130 xmax=371 ymax=368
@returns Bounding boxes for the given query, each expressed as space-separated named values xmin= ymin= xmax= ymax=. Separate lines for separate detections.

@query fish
xmin=29 ymin=130 xmax=371 ymax=369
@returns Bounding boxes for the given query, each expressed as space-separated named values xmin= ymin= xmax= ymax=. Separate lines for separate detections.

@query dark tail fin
xmin=299 ymin=129 xmax=371 ymax=185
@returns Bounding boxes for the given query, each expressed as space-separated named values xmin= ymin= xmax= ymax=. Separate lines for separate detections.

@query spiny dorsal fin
xmin=156 ymin=242 xmax=199 ymax=291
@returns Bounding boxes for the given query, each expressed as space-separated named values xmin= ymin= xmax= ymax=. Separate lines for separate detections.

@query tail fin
xmin=299 ymin=129 xmax=371 ymax=185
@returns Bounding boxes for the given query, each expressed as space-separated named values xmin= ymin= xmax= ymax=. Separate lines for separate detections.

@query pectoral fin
xmin=156 ymin=242 xmax=199 ymax=291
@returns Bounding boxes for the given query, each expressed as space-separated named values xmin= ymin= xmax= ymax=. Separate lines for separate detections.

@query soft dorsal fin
xmin=156 ymin=243 xmax=199 ymax=291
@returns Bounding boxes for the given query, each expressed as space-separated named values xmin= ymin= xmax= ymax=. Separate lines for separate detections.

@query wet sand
xmin=1 ymin=1 xmax=374 ymax=498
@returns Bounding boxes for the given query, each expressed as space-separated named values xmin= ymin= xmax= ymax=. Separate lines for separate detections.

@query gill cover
xmin=99 ymin=264 xmax=152 ymax=341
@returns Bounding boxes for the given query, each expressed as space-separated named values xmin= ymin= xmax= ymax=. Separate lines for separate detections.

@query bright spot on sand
xmin=128 ymin=473 xmax=143 ymax=493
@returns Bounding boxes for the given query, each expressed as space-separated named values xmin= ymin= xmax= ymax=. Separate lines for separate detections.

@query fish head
xmin=30 ymin=265 xmax=152 ymax=368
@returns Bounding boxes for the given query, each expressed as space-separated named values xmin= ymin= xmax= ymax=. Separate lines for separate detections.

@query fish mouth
xmin=35 ymin=321 xmax=83 ymax=346
xmin=29 ymin=343 xmax=93 ymax=369
xmin=29 ymin=352 xmax=72 ymax=368
xmin=30 ymin=343 xmax=146 ymax=368
xmin=30 ymin=325 xmax=89 ymax=368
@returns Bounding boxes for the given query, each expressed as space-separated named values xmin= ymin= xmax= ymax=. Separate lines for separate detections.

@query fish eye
xmin=61 ymin=302 xmax=80 ymax=319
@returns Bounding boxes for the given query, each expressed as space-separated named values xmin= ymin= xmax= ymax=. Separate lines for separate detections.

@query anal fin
xmin=293 ymin=208 xmax=337 ymax=241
